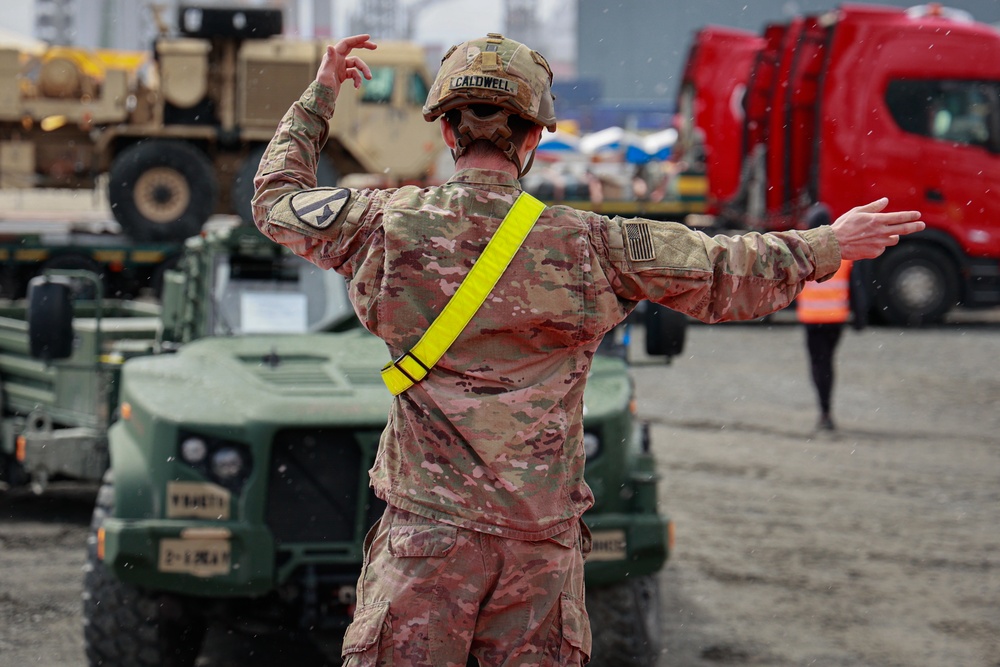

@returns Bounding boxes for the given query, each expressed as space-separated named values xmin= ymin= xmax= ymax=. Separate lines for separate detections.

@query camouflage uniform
xmin=252 ymin=79 xmax=841 ymax=665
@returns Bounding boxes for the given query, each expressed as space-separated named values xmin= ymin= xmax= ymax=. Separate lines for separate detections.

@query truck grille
xmin=266 ymin=429 xmax=384 ymax=545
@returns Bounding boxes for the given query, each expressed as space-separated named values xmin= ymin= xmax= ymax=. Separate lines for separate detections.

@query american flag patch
xmin=623 ymin=222 xmax=655 ymax=262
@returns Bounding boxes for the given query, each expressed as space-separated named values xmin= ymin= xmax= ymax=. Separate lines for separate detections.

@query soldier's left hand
xmin=316 ymin=35 xmax=377 ymax=98
xmin=831 ymin=198 xmax=925 ymax=261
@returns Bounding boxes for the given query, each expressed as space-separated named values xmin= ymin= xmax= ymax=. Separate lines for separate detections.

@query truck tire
xmin=0 ymin=264 xmax=20 ymax=299
xmin=587 ymin=575 xmax=663 ymax=667
xmin=109 ymin=140 xmax=217 ymax=243
xmin=83 ymin=474 xmax=206 ymax=667
xmin=874 ymin=244 xmax=959 ymax=326
xmin=231 ymin=144 xmax=339 ymax=225
xmin=644 ymin=302 xmax=687 ymax=359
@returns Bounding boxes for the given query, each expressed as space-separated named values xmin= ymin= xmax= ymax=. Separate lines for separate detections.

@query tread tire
xmin=587 ymin=575 xmax=663 ymax=667
xmin=874 ymin=243 xmax=959 ymax=326
xmin=108 ymin=140 xmax=217 ymax=243
xmin=83 ymin=474 xmax=206 ymax=667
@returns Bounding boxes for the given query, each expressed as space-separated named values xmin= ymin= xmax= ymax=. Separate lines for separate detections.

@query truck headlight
xmin=583 ymin=432 xmax=601 ymax=459
xmin=177 ymin=432 xmax=252 ymax=491
xmin=211 ymin=447 xmax=245 ymax=481
xmin=180 ymin=436 xmax=208 ymax=464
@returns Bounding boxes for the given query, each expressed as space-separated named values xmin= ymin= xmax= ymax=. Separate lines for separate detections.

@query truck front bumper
xmin=101 ymin=518 xmax=278 ymax=596
xmin=583 ymin=512 xmax=671 ymax=587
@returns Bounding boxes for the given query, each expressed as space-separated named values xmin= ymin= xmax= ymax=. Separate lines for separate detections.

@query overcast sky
xmin=2 ymin=1 xmax=997 ymax=54
xmin=0 ymin=0 xmax=563 ymax=50
xmin=0 ymin=0 xmax=33 ymax=35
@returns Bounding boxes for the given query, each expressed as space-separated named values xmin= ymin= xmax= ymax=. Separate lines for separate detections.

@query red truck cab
xmin=677 ymin=26 xmax=765 ymax=215
xmin=682 ymin=4 xmax=1000 ymax=325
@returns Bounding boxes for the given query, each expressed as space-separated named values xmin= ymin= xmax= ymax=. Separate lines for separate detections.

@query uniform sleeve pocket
xmin=560 ymin=593 xmax=592 ymax=662
xmin=258 ymin=139 xmax=289 ymax=176
xmin=342 ymin=601 xmax=390 ymax=655
xmin=388 ymin=524 xmax=457 ymax=557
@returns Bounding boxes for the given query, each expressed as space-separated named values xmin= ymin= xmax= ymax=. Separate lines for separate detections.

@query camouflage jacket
xmin=252 ymin=81 xmax=841 ymax=541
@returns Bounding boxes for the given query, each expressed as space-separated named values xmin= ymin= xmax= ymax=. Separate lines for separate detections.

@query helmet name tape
xmin=450 ymin=75 xmax=519 ymax=95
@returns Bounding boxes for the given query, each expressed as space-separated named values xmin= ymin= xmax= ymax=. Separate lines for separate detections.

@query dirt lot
xmin=2 ymin=309 xmax=998 ymax=666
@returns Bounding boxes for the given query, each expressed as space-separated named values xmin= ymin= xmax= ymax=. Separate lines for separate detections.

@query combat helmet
xmin=423 ymin=33 xmax=556 ymax=176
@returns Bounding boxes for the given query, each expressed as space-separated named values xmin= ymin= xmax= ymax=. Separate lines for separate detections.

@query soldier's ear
xmin=440 ymin=118 xmax=457 ymax=150
xmin=522 ymin=124 xmax=543 ymax=153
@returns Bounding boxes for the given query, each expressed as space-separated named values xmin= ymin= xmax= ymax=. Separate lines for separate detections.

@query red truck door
xmin=876 ymin=78 xmax=1000 ymax=321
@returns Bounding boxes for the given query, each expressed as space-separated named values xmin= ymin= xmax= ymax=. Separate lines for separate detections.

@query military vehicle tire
xmin=109 ymin=140 xmax=217 ymax=243
xmin=644 ymin=302 xmax=687 ymax=359
xmin=874 ymin=243 xmax=959 ymax=326
xmin=231 ymin=144 xmax=339 ymax=225
xmin=83 ymin=474 xmax=207 ymax=667
xmin=586 ymin=575 xmax=662 ymax=667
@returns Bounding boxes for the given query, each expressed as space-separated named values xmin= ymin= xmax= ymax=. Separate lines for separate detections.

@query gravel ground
xmin=1 ymin=308 xmax=998 ymax=666
xmin=640 ymin=309 xmax=1000 ymax=667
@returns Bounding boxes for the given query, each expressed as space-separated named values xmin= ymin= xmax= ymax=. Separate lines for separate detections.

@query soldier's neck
xmin=455 ymin=153 xmax=519 ymax=178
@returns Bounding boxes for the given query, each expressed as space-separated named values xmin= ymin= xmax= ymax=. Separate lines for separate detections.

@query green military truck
xmin=1 ymin=220 xmax=680 ymax=666
xmin=0 ymin=276 xmax=161 ymax=491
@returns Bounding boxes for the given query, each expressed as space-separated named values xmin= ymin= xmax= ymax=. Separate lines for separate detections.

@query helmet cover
xmin=423 ymin=33 xmax=557 ymax=132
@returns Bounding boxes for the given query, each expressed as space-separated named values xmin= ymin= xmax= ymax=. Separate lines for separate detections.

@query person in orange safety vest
xmin=797 ymin=203 xmax=870 ymax=431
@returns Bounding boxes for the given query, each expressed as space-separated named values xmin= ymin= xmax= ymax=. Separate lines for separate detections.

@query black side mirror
xmin=27 ymin=277 xmax=75 ymax=362
xmin=644 ymin=302 xmax=687 ymax=359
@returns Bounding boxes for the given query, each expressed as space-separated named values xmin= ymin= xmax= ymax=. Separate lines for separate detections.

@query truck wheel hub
xmin=896 ymin=265 xmax=940 ymax=309
xmin=135 ymin=167 xmax=190 ymax=224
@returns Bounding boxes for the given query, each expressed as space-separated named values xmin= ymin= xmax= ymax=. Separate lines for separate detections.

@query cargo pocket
xmin=388 ymin=523 xmax=457 ymax=558
xmin=559 ymin=593 xmax=592 ymax=665
xmin=342 ymin=601 xmax=391 ymax=665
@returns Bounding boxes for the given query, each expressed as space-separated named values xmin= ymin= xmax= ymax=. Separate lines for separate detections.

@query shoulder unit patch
xmin=290 ymin=188 xmax=351 ymax=229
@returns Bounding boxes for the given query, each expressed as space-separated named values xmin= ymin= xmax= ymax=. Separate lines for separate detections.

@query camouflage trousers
xmin=341 ymin=504 xmax=592 ymax=666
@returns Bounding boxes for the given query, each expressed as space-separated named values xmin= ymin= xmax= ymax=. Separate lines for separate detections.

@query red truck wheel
xmin=875 ymin=244 xmax=959 ymax=326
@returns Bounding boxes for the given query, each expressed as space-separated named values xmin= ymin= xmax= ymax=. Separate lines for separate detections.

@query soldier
xmin=252 ymin=33 xmax=923 ymax=667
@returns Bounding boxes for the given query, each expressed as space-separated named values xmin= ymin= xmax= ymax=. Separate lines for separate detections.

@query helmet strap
xmin=518 ymin=148 xmax=536 ymax=178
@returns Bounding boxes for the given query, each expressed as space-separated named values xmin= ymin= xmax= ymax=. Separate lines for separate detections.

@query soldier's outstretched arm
xmin=316 ymin=34 xmax=377 ymax=98
xmin=252 ymin=35 xmax=378 ymax=268
xmin=831 ymin=198 xmax=924 ymax=260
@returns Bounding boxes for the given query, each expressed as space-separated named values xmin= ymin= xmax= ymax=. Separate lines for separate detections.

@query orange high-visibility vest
xmin=797 ymin=260 xmax=853 ymax=324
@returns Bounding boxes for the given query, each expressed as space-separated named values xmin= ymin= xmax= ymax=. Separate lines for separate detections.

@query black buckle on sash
xmin=391 ymin=350 xmax=430 ymax=384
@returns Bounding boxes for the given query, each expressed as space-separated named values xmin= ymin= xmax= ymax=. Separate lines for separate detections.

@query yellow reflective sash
xmin=381 ymin=192 xmax=545 ymax=395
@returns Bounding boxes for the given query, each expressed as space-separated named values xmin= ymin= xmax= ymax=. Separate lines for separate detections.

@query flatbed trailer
xmin=0 ymin=213 xmax=193 ymax=299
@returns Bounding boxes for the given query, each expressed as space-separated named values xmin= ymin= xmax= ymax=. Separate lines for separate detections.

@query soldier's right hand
xmin=316 ymin=34 xmax=377 ymax=98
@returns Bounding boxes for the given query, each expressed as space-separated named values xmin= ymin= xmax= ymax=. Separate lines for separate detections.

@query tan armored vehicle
xmin=0 ymin=6 xmax=442 ymax=242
